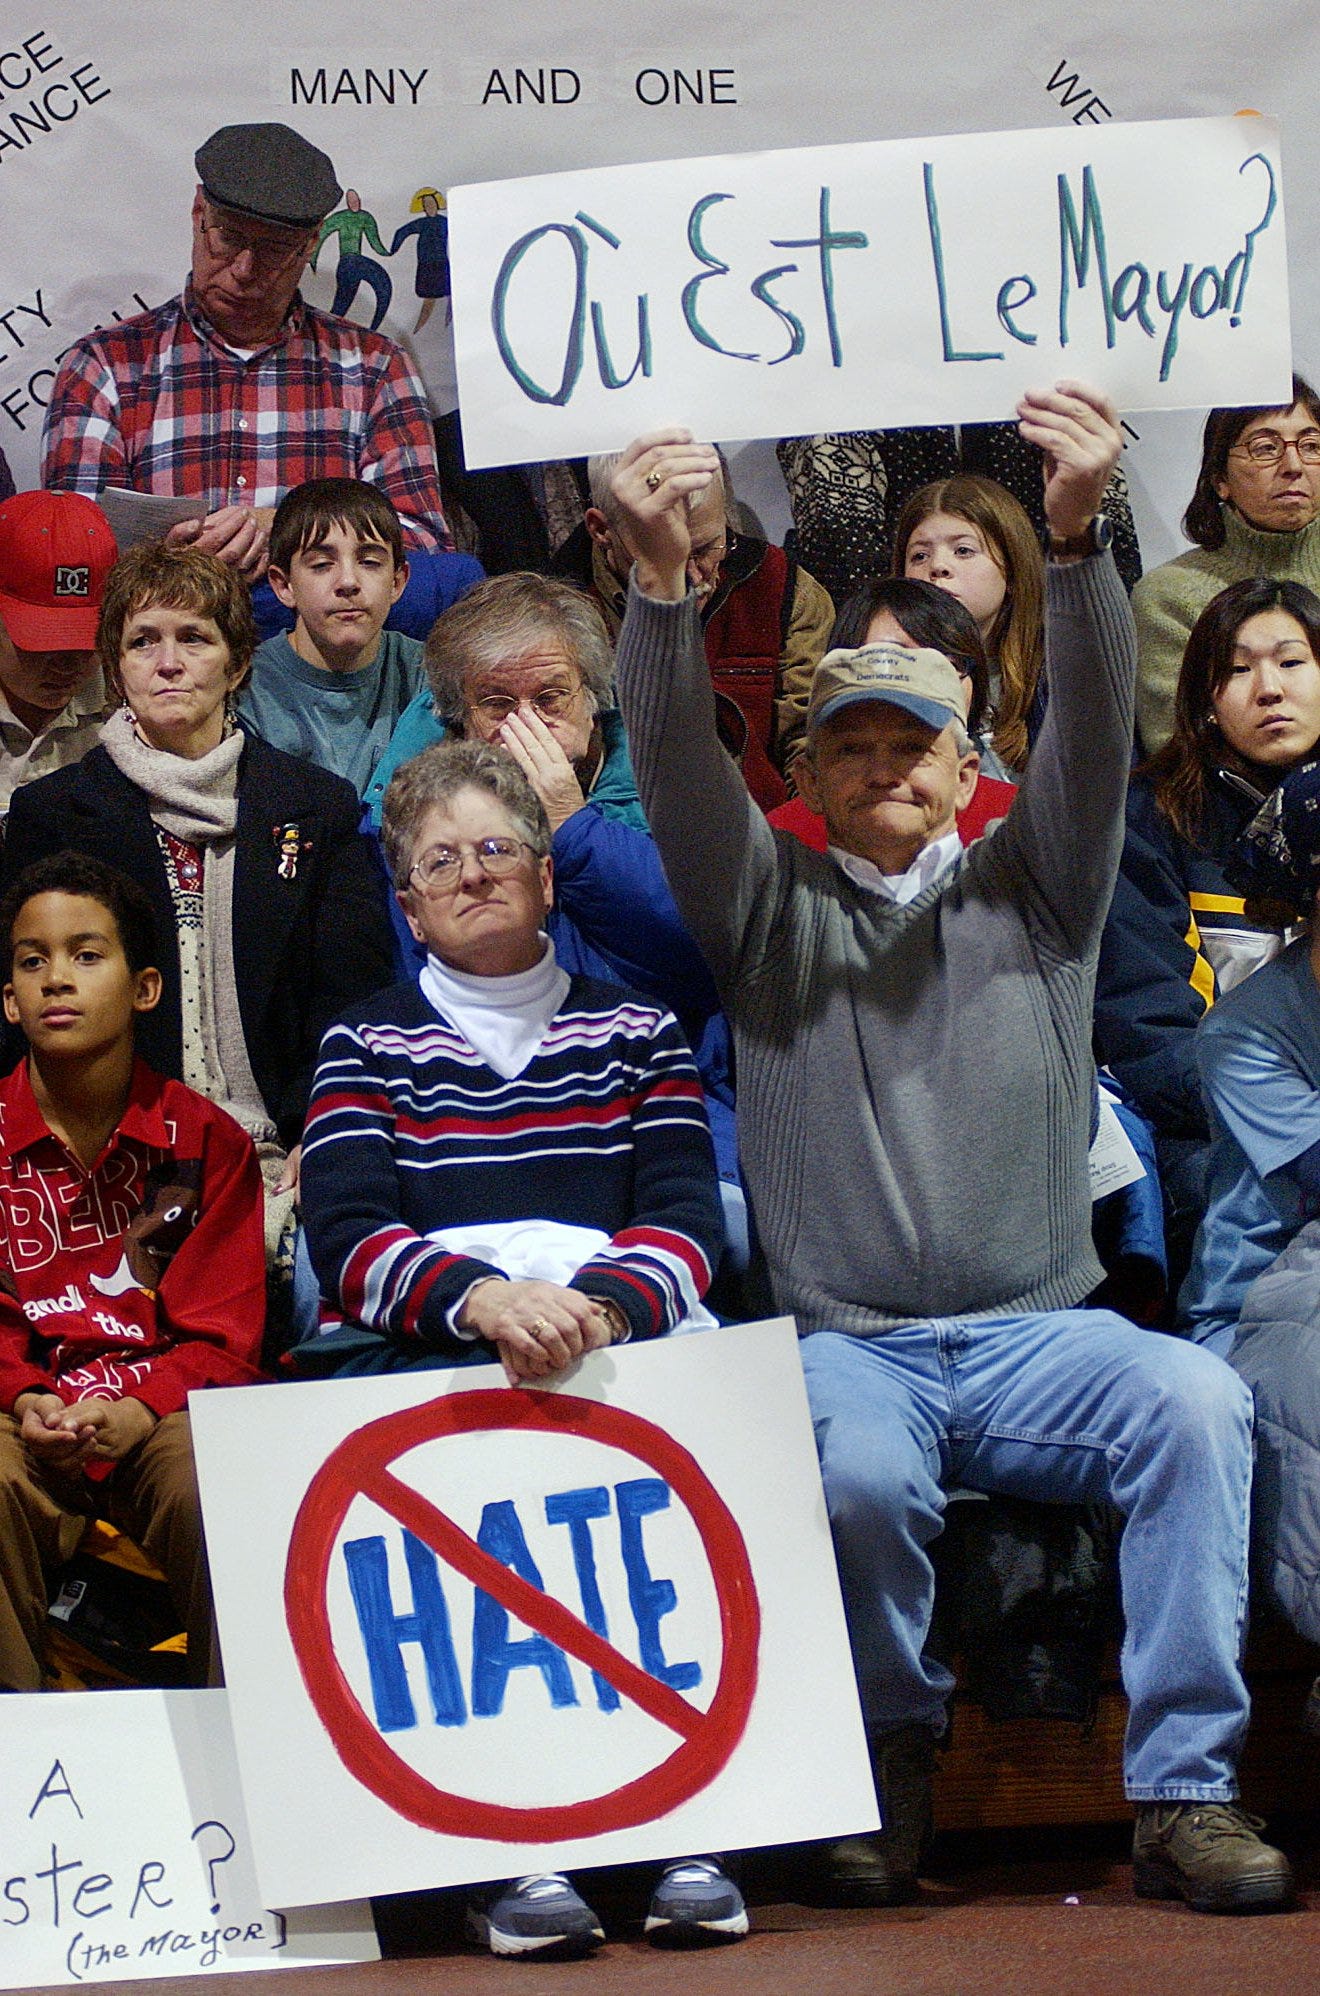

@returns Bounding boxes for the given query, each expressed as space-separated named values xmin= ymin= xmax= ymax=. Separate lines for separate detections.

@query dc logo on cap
xmin=54 ymin=566 xmax=90 ymax=598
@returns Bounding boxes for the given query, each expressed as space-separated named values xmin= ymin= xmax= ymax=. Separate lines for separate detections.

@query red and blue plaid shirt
xmin=41 ymin=283 xmax=450 ymax=551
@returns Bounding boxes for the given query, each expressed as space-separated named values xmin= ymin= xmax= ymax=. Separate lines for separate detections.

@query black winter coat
xmin=2 ymin=729 xmax=395 ymax=1147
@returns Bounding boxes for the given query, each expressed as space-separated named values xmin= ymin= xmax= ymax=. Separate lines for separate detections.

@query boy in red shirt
xmin=0 ymin=852 xmax=266 ymax=1689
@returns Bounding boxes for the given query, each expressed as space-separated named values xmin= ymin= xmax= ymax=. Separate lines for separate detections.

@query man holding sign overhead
xmin=611 ymin=383 xmax=1292 ymax=1914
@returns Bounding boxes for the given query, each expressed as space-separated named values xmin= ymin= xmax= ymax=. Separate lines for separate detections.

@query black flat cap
xmin=195 ymin=123 xmax=341 ymax=229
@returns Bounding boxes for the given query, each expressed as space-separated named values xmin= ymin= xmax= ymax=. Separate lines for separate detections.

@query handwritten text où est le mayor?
xmin=449 ymin=117 xmax=1289 ymax=465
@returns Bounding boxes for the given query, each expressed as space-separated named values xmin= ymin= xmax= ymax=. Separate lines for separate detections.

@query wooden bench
xmin=933 ymin=1617 xmax=1320 ymax=1829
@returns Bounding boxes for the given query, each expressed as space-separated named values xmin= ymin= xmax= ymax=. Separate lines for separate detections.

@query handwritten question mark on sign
xmin=1228 ymin=150 xmax=1277 ymax=328
xmin=191 ymin=1818 xmax=237 ymax=1914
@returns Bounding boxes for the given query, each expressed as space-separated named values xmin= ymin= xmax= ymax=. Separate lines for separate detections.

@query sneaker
xmin=466 ymin=1873 xmax=606 ymax=1957
xmin=645 ymin=1857 xmax=749 ymax=1947
xmin=1132 ymin=1804 xmax=1295 ymax=1914
xmin=800 ymin=1723 xmax=935 ymax=1907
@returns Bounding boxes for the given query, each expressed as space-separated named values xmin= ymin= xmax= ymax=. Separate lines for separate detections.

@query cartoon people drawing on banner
xmin=391 ymin=188 xmax=451 ymax=333
xmin=312 ymin=189 xmax=394 ymax=331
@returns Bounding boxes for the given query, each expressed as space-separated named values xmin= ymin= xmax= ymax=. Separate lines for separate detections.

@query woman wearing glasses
xmin=297 ymin=738 xmax=738 ymax=1956
xmin=363 ymin=574 xmax=740 ymax=1213
xmin=1095 ymin=575 xmax=1320 ymax=1283
xmin=301 ymin=736 xmax=722 ymax=1375
xmin=1134 ymin=375 xmax=1320 ymax=754
xmin=1 ymin=544 xmax=395 ymax=1335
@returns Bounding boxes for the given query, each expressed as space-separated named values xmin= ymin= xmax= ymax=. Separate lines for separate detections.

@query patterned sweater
xmin=300 ymin=976 xmax=723 ymax=1356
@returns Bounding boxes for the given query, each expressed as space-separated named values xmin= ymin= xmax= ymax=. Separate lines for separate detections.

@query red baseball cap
xmin=0 ymin=491 xmax=118 ymax=650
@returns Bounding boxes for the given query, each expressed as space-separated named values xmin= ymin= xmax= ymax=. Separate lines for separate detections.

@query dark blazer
xmin=2 ymin=729 xmax=395 ymax=1146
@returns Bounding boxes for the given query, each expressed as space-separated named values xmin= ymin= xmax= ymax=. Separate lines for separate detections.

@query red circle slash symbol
xmin=284 ymin=1389 xmax=761 ymax=1841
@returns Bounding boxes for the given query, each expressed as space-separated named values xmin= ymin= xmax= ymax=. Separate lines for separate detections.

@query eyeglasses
xmin=199 ymin=211 xmax=312 ymax=277
xmin=1230 ymin=431 xmax=1320 ymax=467
xmin=469 ymin=683 xmax=584 ymax=727
xmin=408 ymin=837 xmax=539 ymax=895
xmin=691 ymin=531 xmax=730 ymax=567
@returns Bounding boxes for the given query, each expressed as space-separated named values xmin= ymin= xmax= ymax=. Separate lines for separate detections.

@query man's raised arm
xmin=981 ymin=381 xmax=1136 ymax=958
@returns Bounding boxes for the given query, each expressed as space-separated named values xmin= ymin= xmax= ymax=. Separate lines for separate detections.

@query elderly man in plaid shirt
xmin=42 ymin=123 xmax=451 ymax=585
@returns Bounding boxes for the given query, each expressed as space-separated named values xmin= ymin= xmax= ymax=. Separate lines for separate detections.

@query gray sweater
xmin=616 ymin=552 xmax=1135 ymax=1336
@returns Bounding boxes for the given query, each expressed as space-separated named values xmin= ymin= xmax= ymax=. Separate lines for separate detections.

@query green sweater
xmin=616 ymin=554 xmax=1134 ymax=1335
xmin=1133 ymin=508 xmax=1320 ymax=755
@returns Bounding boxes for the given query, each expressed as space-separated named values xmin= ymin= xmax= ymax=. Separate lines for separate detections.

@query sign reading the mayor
xmin=0 ymin=1690 xmax=377 ymax=1990
xmin=189 ymin=1320 xmax=876 ymax=1910
xmin=448 ymin=113 xmax=1290 ymax=465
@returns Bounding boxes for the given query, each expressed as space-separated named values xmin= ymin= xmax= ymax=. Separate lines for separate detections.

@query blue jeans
xmin=801 ymin=1312 xmax=1254 ymax=1801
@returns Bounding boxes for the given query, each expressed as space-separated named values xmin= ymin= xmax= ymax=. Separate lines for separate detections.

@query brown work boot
xmin=1132 ymin=1803 xmax=1294 ymax=1913
xmin=800 ymin=1724 xmax=935 ymax=1907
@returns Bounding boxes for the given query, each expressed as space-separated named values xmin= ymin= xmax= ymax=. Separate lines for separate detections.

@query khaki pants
xmin=0 ymin=1410 xmax=216 ymax=1691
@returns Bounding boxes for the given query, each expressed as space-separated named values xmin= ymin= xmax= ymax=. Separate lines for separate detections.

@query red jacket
xmin=0 ymin=1058 xmax=267 ymax=1421
xmin=703 ymin=540 xmax=796 ymax=811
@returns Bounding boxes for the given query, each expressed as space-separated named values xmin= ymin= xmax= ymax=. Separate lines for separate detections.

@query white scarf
xmin=420 ymin=937 xmax=570 ymax=1078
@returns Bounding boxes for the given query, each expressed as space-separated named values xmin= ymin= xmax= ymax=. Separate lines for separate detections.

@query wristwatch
xmin=1048 ymin=514 xmax=1113 ymax=561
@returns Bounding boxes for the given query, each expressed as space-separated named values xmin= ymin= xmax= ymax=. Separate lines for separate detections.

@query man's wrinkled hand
xmin=609 ymin=430 xmax=721 ymax=602
xmin=1016 ymin=380 xmax=1123 ymax=544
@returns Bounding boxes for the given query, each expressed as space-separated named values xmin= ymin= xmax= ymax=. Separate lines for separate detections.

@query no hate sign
xmin=285 ymin=1388 xmax=760 ymax=1842
xmin=447 ymin=113 xmax=1291 ymax=466
xmin=191 ymin=1319 xmax=877 ymax=1909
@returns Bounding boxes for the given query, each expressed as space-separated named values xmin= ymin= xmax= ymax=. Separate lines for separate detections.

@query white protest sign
xmin=189 ymin=1318 xmax=877 ymax=1910
xmin=448 ymin=113 xmax=1290 ymax=467
xmin=0 ymin=1689 xmax=377 ymax=1989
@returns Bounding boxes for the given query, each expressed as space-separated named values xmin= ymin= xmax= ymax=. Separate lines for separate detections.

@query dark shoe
xmin=645 ymin=1856 xmax=748 ymax=1946
xmin=1132 ymin=1804 xmax=1294 ymax=1913
xmin=800 ymin=1723 xmax=935 ymax=1907
xmin=466 ymin=1874 xmax=606 ymax=1957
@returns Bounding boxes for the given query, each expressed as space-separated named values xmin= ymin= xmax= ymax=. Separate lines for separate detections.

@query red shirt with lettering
xmin=0 ymin=1058 xmax=267 ymax=1422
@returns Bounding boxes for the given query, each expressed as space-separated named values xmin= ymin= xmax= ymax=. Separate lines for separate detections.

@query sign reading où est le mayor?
xmin=447 ymin=113 xmax=1290 ymax=467
xmin=188 ymin=1318 xmax=877 ymax=1910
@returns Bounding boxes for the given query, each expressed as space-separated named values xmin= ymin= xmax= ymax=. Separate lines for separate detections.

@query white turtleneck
xmin=419 ymin=936 xmax=570 ymax=1077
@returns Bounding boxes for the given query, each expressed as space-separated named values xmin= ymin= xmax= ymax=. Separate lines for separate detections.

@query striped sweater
xmin=300 ymin=976 xmax=723 ymax=1355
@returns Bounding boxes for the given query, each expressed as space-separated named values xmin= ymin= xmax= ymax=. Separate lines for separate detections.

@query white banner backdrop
xmin=2 ymin=2 xmax=1318 ymax=563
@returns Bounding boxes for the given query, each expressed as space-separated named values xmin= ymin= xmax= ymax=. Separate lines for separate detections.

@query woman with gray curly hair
xmin=365 ymin=571 xmax=641 ymax=836
xmin=361 ymin=572 xmax=743 ymax=1223
xmin=299 ymin=735 xmax=742 ymax=1961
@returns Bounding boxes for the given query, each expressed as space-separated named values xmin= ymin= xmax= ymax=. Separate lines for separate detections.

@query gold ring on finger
xmin=646 ymin=468 xmax=663 ymax=492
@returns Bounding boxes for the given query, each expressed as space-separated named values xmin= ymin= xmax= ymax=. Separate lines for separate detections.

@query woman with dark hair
xmin=766 ymin=575 xmax=1017 ymax=851
xmin=1095 ymin=575 xmax=1320 ymax=1269
xmin=1133 ymin=374 xmax=1320 ymax=753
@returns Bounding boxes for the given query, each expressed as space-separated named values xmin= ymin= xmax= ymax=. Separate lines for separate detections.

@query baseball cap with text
xmin=0 ymin=492 xmax=118 ymax=650
xmin=807 ymin=640 xmax=967 ymax=737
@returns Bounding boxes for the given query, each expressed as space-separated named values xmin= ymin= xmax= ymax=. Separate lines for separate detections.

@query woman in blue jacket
xmin=1095 ymin=577 xmax=1320 ymax=1273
